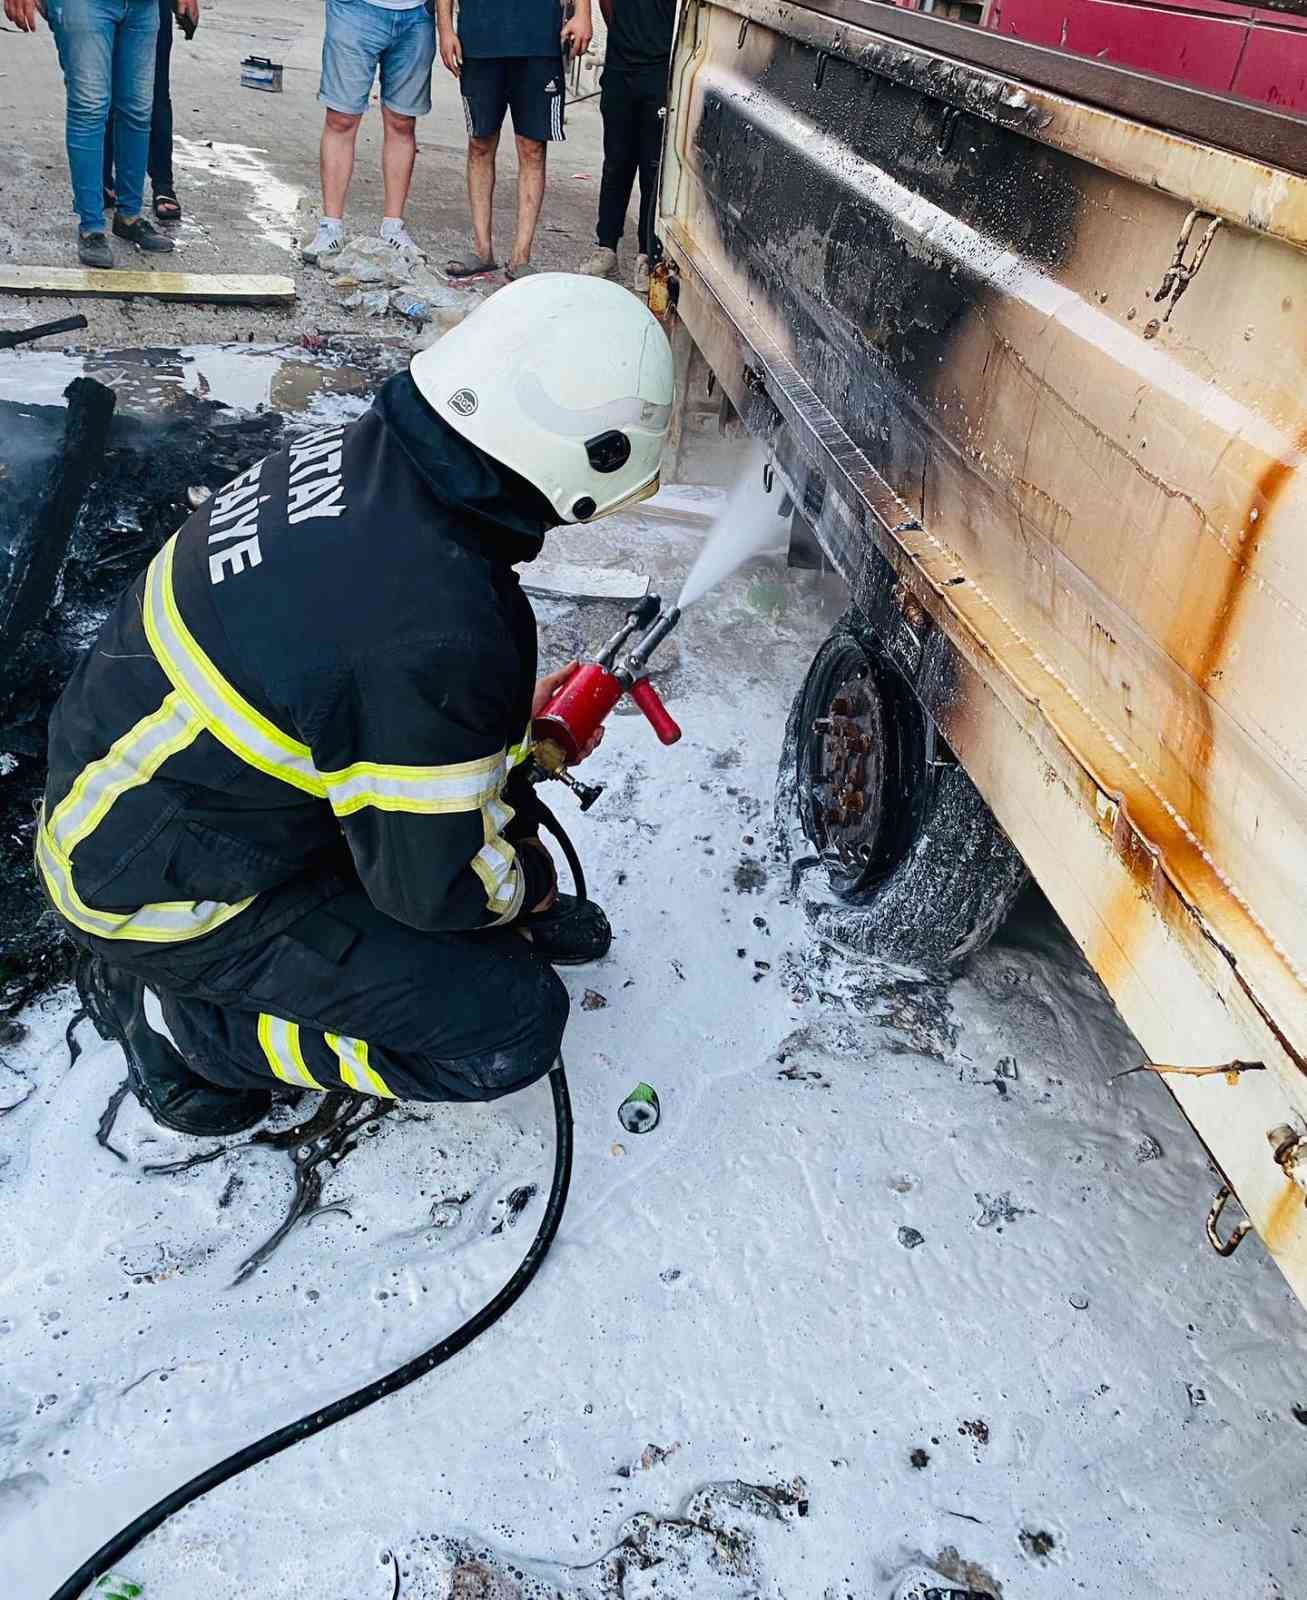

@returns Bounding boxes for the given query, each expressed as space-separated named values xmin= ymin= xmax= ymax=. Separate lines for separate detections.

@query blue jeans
xmin=47 ymin=0 xmax=160 ymax=234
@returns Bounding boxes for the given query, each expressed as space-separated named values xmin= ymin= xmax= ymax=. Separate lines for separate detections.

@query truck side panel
xmin=661 ymin=0 xmax=1307 ymax=1294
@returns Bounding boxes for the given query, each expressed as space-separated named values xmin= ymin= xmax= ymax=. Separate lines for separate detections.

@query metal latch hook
xmin=1205 ymin=1183 xmax=1253 ymax=1257
xmin=1153 ymin=208 xmax=1223 ymax=323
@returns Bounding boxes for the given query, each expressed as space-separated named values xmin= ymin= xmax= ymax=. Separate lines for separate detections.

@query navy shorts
xmin=461 ymin=55 xmax=566 ymax=143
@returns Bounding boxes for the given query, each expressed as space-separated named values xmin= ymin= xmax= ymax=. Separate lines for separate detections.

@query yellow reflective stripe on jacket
xmin=138 ymin=535 xmax=525 ymax=923
xmin=471 ymin=796 xmax=524 ymax=923
xmin=326 ymin=750 xmax=507 ymax=818
xmin=325 ymin=1031 xmax=394 ymax=1098
xmin=36 ymin=689 xmax=255 ymax=943
xmin=508 ymin=726 xmax=533 ymax=770
xmin=144 ymin=537 xmax=326 ymax=797
xmin=143 ymin=535 xmax=519 ymax=823
xmin=257 ymin=1014 xmax=325 ymax=1090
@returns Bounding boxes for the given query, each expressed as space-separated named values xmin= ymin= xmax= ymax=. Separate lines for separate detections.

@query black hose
xmin=535 ymin=796 xmax=587 ymax=904
xmin=49 ymin=1064 xmax=574 ymax=1599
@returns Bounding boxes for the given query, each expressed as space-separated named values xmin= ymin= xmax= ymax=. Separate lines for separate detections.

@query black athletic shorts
xmin=461 ymin=55 xmax=566 ymax=143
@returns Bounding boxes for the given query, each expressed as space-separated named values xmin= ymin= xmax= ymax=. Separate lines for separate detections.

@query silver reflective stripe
xmin=258 ymin=1014 xmax=324 ymax=1090
xmin=47 ymin=692 xmax=198 ymax=854
xmin=325 ymin=1031 xmax=395 ymax=1098
xmin=36 ymin=688 xmax=254 ymax=943
xmin=472 ymin=796 xmax=524 ymax=923
xmin=36 ymin=821 xmax=253 ymax=943
xmin=326 ymin=752 xmax=507 ymax=818
xmin=143 ymin=536 xmax=325 ymax=797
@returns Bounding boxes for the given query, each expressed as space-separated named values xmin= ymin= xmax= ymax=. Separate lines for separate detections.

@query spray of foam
xmin=676 ymin=445 xmax=792 ymax=611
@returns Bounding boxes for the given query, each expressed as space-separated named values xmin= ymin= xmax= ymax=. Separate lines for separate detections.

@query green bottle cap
xmin=619 ymin=1082 xmax=660 ymax=1133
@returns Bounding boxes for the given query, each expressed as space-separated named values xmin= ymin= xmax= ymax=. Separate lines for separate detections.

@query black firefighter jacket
xmin=40 ymin=373 xmax=556 ymax=958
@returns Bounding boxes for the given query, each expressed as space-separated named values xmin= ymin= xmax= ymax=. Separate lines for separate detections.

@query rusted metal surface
xmin=796 ymin=0 xmax=1307 ymax=172
xmin=661 ymin=0 xmax=1307 ymax=1299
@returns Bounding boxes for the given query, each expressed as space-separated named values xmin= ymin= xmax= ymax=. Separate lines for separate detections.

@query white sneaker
xmin=633 ymin=252 xmax=651 ymax=295
xmin=381 ymin=220 xmax=421 ymax=256
xmin=579 ymin=245 xmax=617 ymax=278
xmin=303 ymin=221 xmax=344 ymax=265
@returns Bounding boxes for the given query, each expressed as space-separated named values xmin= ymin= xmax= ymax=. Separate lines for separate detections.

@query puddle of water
xmin=0 ymin=344 xmax=374 ymax=418
xmin=172 ymin=138 xmax=302 ymax=253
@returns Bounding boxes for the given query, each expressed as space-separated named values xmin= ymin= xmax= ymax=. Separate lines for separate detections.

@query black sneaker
xmin=522 ymin=894 xmax=612 ymax=965
xmin=78 ymin=232 xmax=114 ymax=269
xmin=75 ymin=953 xmax=271 ymax=1136
xmin=112 ymin=213 xmax=175 ymax=253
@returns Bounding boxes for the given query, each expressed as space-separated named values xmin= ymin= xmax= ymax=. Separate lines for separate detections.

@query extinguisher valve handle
xmin=628 ymin=677 xmax=682 ymax=746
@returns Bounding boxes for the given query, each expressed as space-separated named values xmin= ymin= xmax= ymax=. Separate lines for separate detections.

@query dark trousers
xmin=104 ymin=0 xmax=175 ymax=200
xmin=84 ymin=875 xmax=570 ymax=1104
xmin=595 ymin=60 xmax=666 ymax=257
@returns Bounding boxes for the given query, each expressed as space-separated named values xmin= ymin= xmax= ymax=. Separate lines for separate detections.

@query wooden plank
xmin=0 ymin=268 xmax=296 ymax=305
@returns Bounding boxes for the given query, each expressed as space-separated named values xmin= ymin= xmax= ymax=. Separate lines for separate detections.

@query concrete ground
xmin=0 ymin=0 xmax=624 ymax=348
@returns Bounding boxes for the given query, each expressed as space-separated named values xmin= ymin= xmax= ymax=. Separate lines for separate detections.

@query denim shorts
xmin=319 ymin=0 xmax=436 ymax=118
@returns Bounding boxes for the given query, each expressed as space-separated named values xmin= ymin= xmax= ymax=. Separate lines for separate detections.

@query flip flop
xmin=504 ymin=261 xmax=537 ymax=280
xmin=446 ymin=249 xmax=498 ymax=280
xmin=153 ymin=191 xmax=182 ymax=223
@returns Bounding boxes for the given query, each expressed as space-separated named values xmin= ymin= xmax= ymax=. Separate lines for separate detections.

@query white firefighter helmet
xmin=410 ymin=273 xmax=675 ymax=523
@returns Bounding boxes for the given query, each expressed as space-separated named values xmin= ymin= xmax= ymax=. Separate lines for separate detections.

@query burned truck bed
xmin=659 ymin=1 xmax=1307 ymax=1300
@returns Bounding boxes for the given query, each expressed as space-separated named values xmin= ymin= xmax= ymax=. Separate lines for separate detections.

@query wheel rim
xmin=805 ymin=648 xmax=888 ymax=894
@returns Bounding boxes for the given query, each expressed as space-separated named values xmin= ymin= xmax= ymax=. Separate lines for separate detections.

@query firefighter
xmin=41 ymin=274 xmax=674 ymax=1136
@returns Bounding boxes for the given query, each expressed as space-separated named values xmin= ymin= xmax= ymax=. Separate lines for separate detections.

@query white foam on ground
xmin=2 ymin=505 xmax=1304 ymax=1600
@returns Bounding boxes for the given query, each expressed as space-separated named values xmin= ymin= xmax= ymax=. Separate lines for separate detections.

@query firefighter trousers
xmin=90 ymin=879 xmax=570 ymax=1104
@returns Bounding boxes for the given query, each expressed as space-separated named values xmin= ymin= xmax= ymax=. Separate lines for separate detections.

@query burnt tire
xmin=779 ymin=618 xmax=1027 ymax=971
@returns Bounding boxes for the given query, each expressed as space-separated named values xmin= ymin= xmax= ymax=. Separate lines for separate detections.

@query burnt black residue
xmin=734 ymin=857 xmax=768 ymax=893
xmin=490 ymin=1183 xmax=538 ymax=1235
xmin=694 ymin=33 xmax=1082 ymax=510
xmin=0 ymin=394 xmax=284 ymax=1016
xmin=1019 ymin=1528 xmax=1057 ymax=1560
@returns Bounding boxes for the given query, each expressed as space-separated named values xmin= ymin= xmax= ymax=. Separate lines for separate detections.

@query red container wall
xmin=891 ymin=0 xmax=1307 ymax=115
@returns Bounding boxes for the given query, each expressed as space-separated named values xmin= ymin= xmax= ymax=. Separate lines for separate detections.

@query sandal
xmin=504 ymin=260 xmax=537 ymax=281
xmin=446 ymin=248 xmax=497 ymax=280
xmin=153 ymin=190 xmax=182 ymax=223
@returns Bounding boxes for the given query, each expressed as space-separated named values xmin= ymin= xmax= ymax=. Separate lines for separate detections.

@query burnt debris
xmin=0 ymin=381 xmax=284 ymax=1020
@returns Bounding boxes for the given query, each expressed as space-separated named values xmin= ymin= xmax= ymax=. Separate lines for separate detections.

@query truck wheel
xmin=779 ymin=619 xmax=1027 ymax=970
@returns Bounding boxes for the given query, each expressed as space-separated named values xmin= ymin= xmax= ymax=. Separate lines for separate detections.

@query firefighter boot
xmin=523 ymin=894 xmax=613 ymax=965
xmin=75 ymin=953 xmax=273 ymax=1136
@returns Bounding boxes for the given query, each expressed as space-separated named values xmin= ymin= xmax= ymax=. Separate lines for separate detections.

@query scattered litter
xmin=610 ymin=1142 xmax=626 ymax=1157
xmin=186 ymin=484 xmax=212 ymax=509
xmin=616 ymin=1439 xmax=681 ymax=1476
xmin=326 ymin=235 xmax=482 ymax=329
xmin=1019 ymin=1528 xmax=1058 ymax=1560
xmin=974 ymin=1191 xmax=1032 ymax=1229
xmin=240 ymin=55 xmax=283 ymax=92
xmin=1069 ymin=1292 xmax=1090 ymax=1310
xmin=582 ymin=989 xmax=608 ymax=1010
xmin=898 ymin=1226 xmax=925 ymax=1250
xmin=340 ymin=287 xmax=390 ymax=317
xmin=619 ymin=1081 xmax=660 ymax=1134
xmin=94 ymin=1577 xmax=142 ymax=1599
